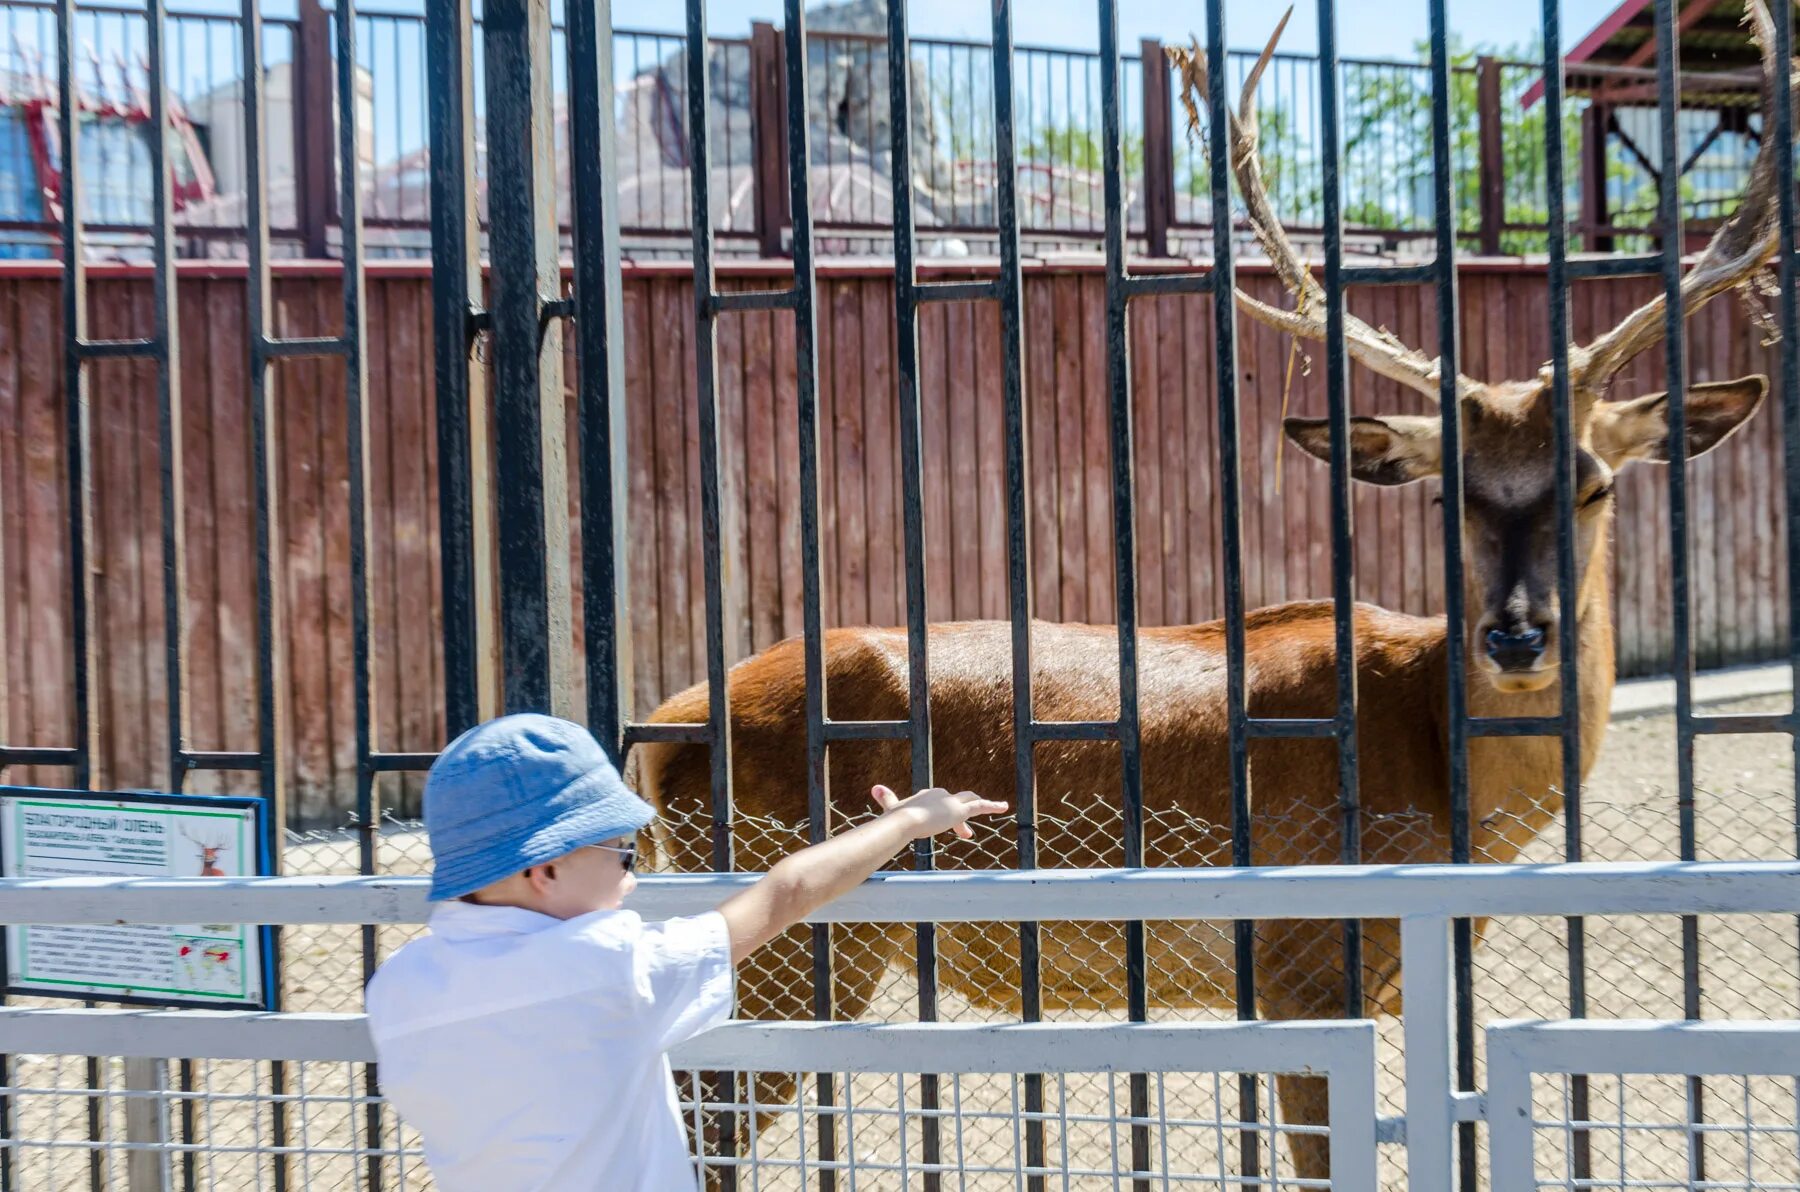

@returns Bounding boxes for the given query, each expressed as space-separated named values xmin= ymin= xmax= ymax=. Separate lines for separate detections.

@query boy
xmin=365 ymin=712 xmax=1006 ymax=1192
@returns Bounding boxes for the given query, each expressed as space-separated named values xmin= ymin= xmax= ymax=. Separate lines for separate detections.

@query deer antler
xmin=1169 ymin=10 xmax=1480 ymax=404
xmin=1570 ymin=0 xmax=1799 ymax=394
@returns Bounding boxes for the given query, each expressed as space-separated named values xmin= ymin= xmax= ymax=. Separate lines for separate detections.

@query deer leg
xmin=697 ymin=920 xmax=908 ymax=1182
xmin=1254 ymin=919 xmax=1352 ymax=1182
xmin=1268 ymin=1073 xmax=1332 ymax=1182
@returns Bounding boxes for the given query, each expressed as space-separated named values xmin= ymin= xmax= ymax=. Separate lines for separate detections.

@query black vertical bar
xmin=55 ymin=3 xmax=102 ymax=1188
xmin=568 ymin=0 xmax=632 ymax=760
xmin=684 ymin=4 xmax=739 ymax=1184
xmin=243 ymin=0 xmax=291 ymax=1173
xmin=782 ymin=3 xmax=835 ymax=1187
xmin=1314 ymin=0 xmax=1363 ymax=1021
xmin=1097 ymin=4 xmax=1148 ymax=1187
xmin=991 ymin=5 xmax=1045 ymax=1188
xmin=1774 ymin=0 xmax=1800 ymax=1107
xmin=485 ymin=0 xmax=572 ymax=715
xmin=242 ymin=0 xmax=295 ymax=1184
xmin=882 ymin=4 xmax=940 ymax=1188
xmin=148 ymin=0 xmax=184 ymax=803
xmin=1539 ymin=0 xmax=1590 ymax=1180
xmin=1426 ymin=0 xmax=1476 ymax=1185
xmin=427 ymin=0 xmax=486 ymax=737
xmin=682 ymin=0 xmax=735 ymax=899
xmin=333 ymin=0 xmax=382 ymax=1187
xmin=53 ymin=0 xmax=93 ymax=849
xmin=1204 ymin=1 xmax=1260 ymax=1175
xmin=1650 ymin=0 xmax=1705 ymax=1178
xmin=147 ymin=0 xmax=193 ymax=1181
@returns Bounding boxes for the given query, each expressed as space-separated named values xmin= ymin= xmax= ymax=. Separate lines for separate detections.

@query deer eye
xmin=1581 ymin=483 xmax=1615 ymax=508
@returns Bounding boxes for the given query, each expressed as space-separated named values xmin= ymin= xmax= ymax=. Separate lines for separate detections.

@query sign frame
xmin=0 ymin=785 xmax=276 ymax=1011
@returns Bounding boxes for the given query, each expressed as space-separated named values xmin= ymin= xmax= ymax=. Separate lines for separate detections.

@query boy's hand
xmin=870 ymin=785 xmax=1009 ymax=840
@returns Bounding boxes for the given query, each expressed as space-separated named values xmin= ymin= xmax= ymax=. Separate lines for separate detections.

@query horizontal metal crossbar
xmin=0 ymin=746 xmax=79 ymax=767
xmin=1119 ymin=271 xmax=1213 ymax=297
xmin=0 ymin=1010 xmax=1371 ymax=1080
xmin=710 ymin=288 xmax=799 ymax=312
xmin=1245 ymin=717 xmax=1339 ymax=739
xmin=623 ymin=722 xmax=710 ymax=744
xmin=1688 ymin=710 xmax=1796 ymax=735
xmin=820 ymin=719 xmax=913 ymax=741
xmin=1565 ymin=253 xmax=1667 ymax=279
xmin=179 ymin=750 xmax=262 ymax=771
xmin=1467 ymin=715 xmax=1563 ymax=737
xmin=260 ymin=336 xmax=352 ymax=360
xmin=911 ymin=279 xmax=1000 ymax=303
xmin=1022 ymin=719 xmax=1119 ymax=741
xmin=1488 ymin=1019 xmax=1800 ymax=1078
xmin=367 ymin=751 xmax=440 ymax=772
xmin=1339 ymin=262 xmax=1440 ymax=286
xmin=75 ymin=337 xmax=158 ymax=359
xmin=3 ymin=860 xmax=1798 ymax=926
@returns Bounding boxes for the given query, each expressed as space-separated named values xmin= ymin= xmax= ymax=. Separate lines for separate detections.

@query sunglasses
xmin=585 ymin=842 xmax=636 ymax=873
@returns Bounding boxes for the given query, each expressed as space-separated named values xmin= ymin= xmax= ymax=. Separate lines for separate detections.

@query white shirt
xmin=365 ymin=901 xmax=735 ymax=1192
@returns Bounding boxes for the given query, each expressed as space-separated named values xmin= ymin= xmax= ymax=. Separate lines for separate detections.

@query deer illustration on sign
xmin=179 ymin=823 xmax=228 ymax=877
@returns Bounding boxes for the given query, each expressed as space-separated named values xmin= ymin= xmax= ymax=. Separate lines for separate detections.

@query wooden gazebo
xmin=1526 ymin=0 xmax=1766 ymax=249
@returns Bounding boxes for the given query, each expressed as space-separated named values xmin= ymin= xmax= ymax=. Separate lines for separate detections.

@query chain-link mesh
xmin=1 ymin=698 xmax=1787 ymax=1187
xmin=625 ymin=695 xmax=1797 ymax=1189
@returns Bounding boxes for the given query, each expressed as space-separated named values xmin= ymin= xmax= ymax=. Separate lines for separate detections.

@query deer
xmin=179 ymin=823 xmax=228 ymax=878
xmin=630 ymin=3 xmax=1792 ymax=1178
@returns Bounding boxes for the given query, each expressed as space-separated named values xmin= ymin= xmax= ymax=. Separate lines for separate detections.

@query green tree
xmin=1023 ymin=123 xmax=1145 ymax=177
xmin=1175 ymin=35 xmax=1654 ymax=253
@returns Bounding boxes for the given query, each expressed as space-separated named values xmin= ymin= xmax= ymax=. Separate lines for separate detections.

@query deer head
xmin=1172 ymin=5 xmax=1783 ymax=693
xmin=179 ymin=823 xmax=228 ymax=876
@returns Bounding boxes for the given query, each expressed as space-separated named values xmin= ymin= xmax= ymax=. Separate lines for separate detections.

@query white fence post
xmin=1324 ymin=1020 xmax=1381 ymax=1190
xmin=1486 ymin=1025 xmax=1535 ymax=1191
xmin=124 ymin=1056 xmax=170 ymax=1192
xmin=1401 ymin=914 xmax=1454 ymax=1190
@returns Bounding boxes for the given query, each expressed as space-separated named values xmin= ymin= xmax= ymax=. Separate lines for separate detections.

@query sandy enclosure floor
xmin=7 ymin=691 xmax=1800 ymax=1190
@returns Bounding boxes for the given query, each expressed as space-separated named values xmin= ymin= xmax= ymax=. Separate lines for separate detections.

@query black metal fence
xmin=5 ymin=0 xmax=1800 ymax=1187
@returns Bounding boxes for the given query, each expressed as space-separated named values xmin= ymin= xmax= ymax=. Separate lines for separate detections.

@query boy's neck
xmin=459 ymin=890 xmax=549 ymax=914
xmin=458 ymin=890 xmax=619 ymax=920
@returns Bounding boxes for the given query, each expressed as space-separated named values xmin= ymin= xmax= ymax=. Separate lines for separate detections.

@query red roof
xmin=1520 ymin=0 xmax=1759 ymax=108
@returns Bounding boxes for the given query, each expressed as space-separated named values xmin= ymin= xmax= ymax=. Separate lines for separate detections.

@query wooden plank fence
xmin=0 ymin=258 xmax=1787 ymax=826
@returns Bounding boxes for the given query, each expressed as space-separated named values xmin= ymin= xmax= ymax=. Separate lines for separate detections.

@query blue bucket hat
xmin=423 ymin=713 xmax=655 ymax=901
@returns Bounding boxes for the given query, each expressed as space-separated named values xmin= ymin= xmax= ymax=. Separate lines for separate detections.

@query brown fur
xmin=631 ymin=373 xmax=1765 ymax=1180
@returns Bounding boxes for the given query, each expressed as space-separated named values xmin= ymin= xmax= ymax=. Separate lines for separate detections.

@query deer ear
xmin=1283 ymin=415 xmax=1442 ymax=486
xmin=1590 ymin=375 xmax=1767 ymax=468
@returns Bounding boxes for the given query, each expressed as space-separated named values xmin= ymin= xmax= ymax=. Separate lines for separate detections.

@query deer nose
xmin=1484 ymin=625 xmax=1548 ymax=669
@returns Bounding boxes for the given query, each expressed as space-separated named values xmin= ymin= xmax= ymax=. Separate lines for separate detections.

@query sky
xmin=610 ymin=0 xmax=1627 ymax=59
xmin=11 ymin=0 xmax=1631 ymax=181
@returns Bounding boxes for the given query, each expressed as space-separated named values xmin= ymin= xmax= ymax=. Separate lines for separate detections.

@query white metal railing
xmin=7 ymin=859 xmax=1800 ymax=925
xmin=0 ymin=1011 xmax=1380 ymax=1187
xmin=3 ymin=859 xmax=1800 ymax=1189
xmin=1486 ymin=1020 xmax=1800 ymax=1192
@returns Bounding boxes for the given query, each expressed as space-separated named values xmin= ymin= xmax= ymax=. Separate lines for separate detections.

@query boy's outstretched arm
xmin=716 ymin=786 xmax=1008 ymax=965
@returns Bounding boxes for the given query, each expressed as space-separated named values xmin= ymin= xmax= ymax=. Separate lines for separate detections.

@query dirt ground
xmin=8 ymin=689 xmax=1800 ymax=1189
